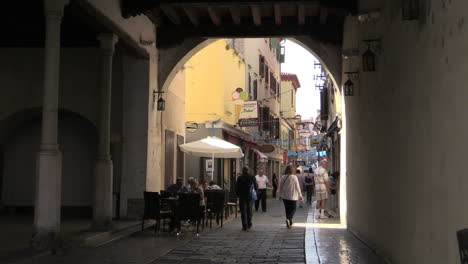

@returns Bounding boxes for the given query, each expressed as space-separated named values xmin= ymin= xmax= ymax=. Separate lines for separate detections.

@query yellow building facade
xmin=185 ymin=39 xmax=246 ymax=126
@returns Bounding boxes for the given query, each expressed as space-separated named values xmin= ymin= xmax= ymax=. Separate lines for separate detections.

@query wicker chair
xmin=174 ymin=193 xmax=202 ymax=235
xmin=457 ymin=229 xmax=468 ymax=264
xmin=141 ymin=192 xmax=172 ymax=233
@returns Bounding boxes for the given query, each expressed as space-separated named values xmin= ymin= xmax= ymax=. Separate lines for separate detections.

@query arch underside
xmin=158 ymin=36 xmax=342 ymax=93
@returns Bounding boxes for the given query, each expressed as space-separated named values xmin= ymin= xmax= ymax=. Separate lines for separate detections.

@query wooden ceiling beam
xmin=229 ymin=6 xmax=241 ymax=25
xmin=319 ymin=7 xmax=328 ymax=24
xmin=274 ymin=4 xmax=281 ymax=25
xmin=160 ymin=6 xmax=182 ymax=25
xmin=183 ymin=7 xmax=200 ymax=26
xmin=207 ymin=6 xmax=222 ymax=26
xmin=297 ymin=4 xmax=305 ymax=25
xmin=250 ymin=5 xmax=262 ymax=26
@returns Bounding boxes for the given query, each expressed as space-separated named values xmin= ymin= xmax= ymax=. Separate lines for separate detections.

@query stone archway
xmin=158 ymin=36 xmax=342 ymax=93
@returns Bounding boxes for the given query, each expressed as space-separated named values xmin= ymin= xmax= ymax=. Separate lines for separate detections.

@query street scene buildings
xmin=1 ymin=1 xmax=468 ymax=264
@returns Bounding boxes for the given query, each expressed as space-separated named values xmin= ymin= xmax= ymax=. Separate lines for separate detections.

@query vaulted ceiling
xmin=121 ymin=0 xmax=358 ymax=47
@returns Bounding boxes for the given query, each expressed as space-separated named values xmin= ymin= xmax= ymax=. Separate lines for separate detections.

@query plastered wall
xmin=344 ymin=1 xmax=468 ymax=262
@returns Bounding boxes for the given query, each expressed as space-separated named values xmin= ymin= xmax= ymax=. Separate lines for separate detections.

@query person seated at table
xmin=166 ymin=178 xmax=189 ymax=194
xmin=207 ymin=181 xmax=222 ymax=190
xmin=187 ymin=177 xmax=195 ymax=189
xmin=190 ymin=179 xmax=206 ymax=206
xmin=200 ymin=180 xmax=209 ymax=190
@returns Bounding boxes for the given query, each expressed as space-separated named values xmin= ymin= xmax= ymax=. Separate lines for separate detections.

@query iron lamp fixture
xmin=344 ymin=71 xmax=359 ymax=96
xmin=362 ymin=39 xmax=380 ymax=72
xmin=362 ymin=45 xmax=375 ymax=72
xmin=402 ymin=0 xmax=419 ymax=20
xmin=153 ymin=90 xmax=165 ymax=111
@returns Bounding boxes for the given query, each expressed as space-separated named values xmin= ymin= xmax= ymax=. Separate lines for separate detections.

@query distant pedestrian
xmin=304 ymin=168 xmax=315 ymax=205
xmin=236 ymin=167 xmax=257 ymax=231
xmin=315 ymin=160 xmax=330 ymax=219
xmin=255 ymin=168 xmax=269 ymax=212
xmin=272 ymin=173 xmax=278 ymax=198
xmin=278 ymin=165 xmax=303 ymax=229
xmin=296 ymin=169 xmax=306 ymax=208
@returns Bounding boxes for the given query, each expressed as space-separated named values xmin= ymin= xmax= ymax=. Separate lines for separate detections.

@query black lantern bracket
xmin=362 ymin=39 xmax=382 ymax=55
xmin=344 ymin=71 xmax=359 ymax=81
xmin=153 ymin=90 xmax=165 ymax=111
xmin=357 ymin=10 xmax=381 ymax=23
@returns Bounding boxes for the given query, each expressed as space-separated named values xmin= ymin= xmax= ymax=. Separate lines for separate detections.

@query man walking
xmin=255 ymin=168 xmax=269 ymax=212
xmin=236 ymin=167 xmax=257 ymax=231
xmin=314 ymin=160 xmax=330 ymax=219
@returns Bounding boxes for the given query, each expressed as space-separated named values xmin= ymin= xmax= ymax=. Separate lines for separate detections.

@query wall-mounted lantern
xmin=153 ymin=90 xmax=165 ymax=111
xmin=402 ymin=0 xmax=419 ymax=20
xmin=344 ymin=71 xmax=359 ymax=96
xmin=362 ymin=45 xmax=375 ymax=72
xmin=362 ymin=39 xmax=381 ymax=72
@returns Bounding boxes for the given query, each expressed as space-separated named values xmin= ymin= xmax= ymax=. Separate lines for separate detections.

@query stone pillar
xmin=93 ymin=33 xmax=118 ymax=230
xmin=33 ymin=0 xmax=68 ymax=248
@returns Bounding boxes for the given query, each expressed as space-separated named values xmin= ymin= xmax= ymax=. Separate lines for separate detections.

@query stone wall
xmin=344 ymin=1 xmax=468 ymax=262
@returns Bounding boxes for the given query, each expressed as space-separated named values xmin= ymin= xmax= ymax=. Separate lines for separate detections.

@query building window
xmin=259 ymin=55 xmax=265 ymax=77
xmin=265 ymin=66 xmax=269 ymax=84
xmin=253 ymin=80 xmax=258 ymax=100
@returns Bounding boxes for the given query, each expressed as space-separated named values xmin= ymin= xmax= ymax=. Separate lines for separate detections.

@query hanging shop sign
xmin=258 ymin=144 xmax=275 ymax=153
xmin=239 ymin=100 xmax=258 ymax=127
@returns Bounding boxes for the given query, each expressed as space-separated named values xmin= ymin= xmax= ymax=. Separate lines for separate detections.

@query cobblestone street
xmin=11 ymin=199 xmax=384 ymax=264
xmin=152 ymin=199 xmax=308 ymax=264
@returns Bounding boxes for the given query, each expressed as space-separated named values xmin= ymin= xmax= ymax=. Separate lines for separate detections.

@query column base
xmin=93 ymin=157 xmax=113 ymax=231
xmin=31 ymin=228 xmax=64 ymax=252
xmin=34 ymin=148 xmax=62 ymax=250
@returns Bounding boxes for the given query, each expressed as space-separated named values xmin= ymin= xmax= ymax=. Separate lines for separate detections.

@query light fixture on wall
xmin=344 ymin=71 xmax=359 ymax=96
xmin=362 ymin=45 xmax=375 ymax=72
xmin=153 ymin=90 xmax=165 ymax=111
xmin=362 ymin=39 xmax=380 ymax=72
xmin=402 ymin=0 xmax=419 ymax=20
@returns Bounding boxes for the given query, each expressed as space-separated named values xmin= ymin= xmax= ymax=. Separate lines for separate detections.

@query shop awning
xmin=326 ymin=119 xmax=340 ymax=137
xmin=252 ymin=148 xmax=268 ymax=159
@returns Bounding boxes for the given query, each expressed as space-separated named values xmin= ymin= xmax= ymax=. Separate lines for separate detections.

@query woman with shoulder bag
xmin=278 ymin=165 xmax=303 ymax=229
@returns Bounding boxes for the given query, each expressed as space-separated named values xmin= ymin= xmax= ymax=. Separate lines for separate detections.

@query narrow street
xmin=15 ymin=199 xmax=384 ymax=264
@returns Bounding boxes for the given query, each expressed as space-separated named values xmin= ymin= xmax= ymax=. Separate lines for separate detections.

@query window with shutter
xmin=253 ymin=80 xmax=258 ymax=100
xmin=265 ymin=66 xmax=269 ymax=84
xmin=259 ymin=55 xmax=265 ymax=77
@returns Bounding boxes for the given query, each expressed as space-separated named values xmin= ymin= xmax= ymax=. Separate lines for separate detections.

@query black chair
xmin=205 ymin=190 xmax=226 ymax=228
xmin=141 ymin=191 xmax=172 ymax=233
xmin=226 ymin=191 xmax=238 ymax=219
xmin=174 ymin=193 xmax=202 ymax=235
xmin=457 ymin=229 xmax=468 ymax=264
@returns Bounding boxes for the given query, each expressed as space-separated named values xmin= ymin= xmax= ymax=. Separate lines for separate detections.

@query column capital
xmin=98 ymin=33 xmax=119 ymax=54
xmin=44 ymin=0 xmax=69 ymax=18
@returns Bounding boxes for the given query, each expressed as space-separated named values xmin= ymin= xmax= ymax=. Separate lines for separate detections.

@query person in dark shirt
xmin=235 ymin=167 xmax=257 ymax=231
xmin=166 ymin=178 xmax=189 ymax=194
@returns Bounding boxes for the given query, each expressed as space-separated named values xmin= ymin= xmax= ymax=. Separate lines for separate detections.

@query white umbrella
xmin=179 ymin=136 xmax=244 ymax=180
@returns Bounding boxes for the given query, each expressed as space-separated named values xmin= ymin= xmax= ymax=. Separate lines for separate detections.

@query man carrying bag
xmin=236 ymin=167 xmax=258 ymax=231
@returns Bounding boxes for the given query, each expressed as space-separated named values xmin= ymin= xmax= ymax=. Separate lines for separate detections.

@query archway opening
xmin=160 ymin=37 xmax=347 ymax=225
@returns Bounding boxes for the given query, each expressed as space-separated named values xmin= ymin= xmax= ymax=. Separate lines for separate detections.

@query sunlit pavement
xmin=305 ymin=205 xmax=385 ymax=264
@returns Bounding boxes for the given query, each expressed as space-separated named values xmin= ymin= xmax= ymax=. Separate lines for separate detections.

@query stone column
xmin=93 ymin=33 xmax=118 ymax=230
xmin=33 ymin=0 xmax=68 ymax=248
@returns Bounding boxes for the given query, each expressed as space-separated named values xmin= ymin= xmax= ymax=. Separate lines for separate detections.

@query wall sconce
xmin=362 ymin=39 xmax=380 ymax=72
xmin=344 ymin=71 xmax=359 ymax=96
xmin=402 ymin=0 xmax=419 ymax=20
xmin=153 ymin=90 xmax=165 ymax=111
